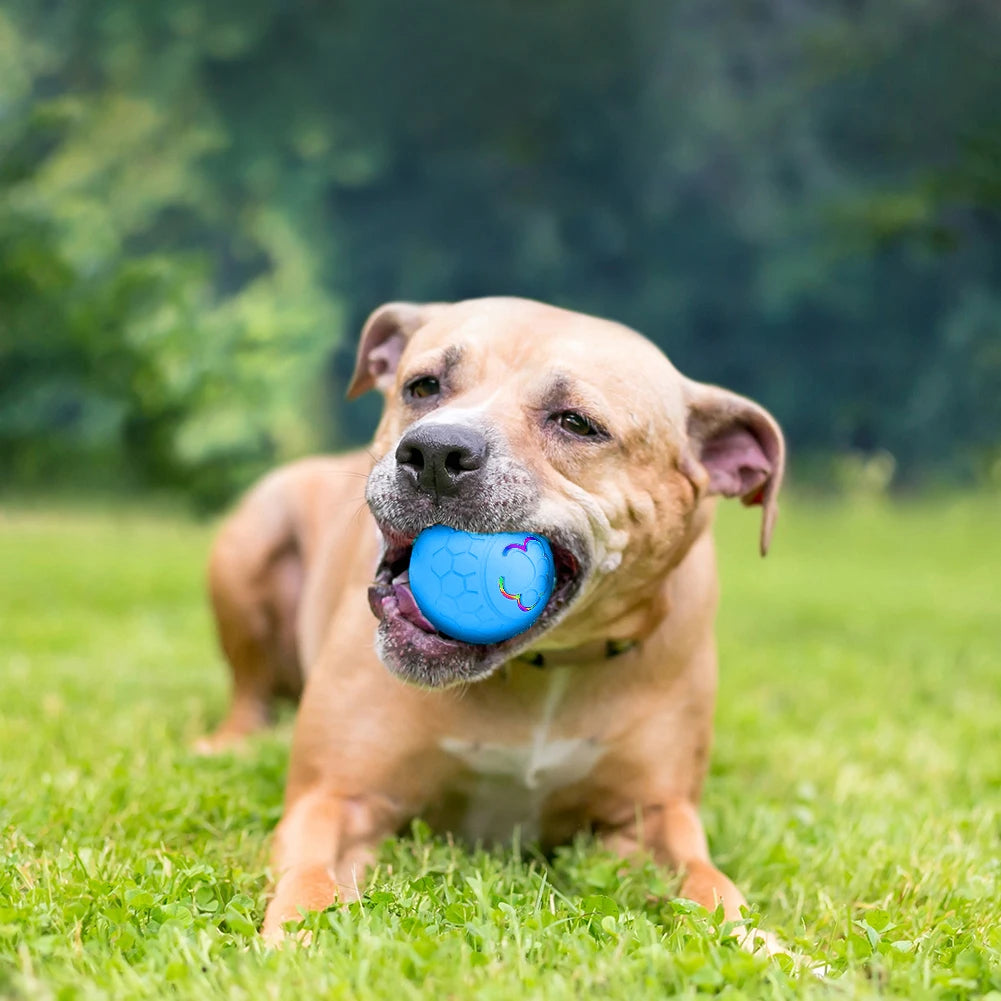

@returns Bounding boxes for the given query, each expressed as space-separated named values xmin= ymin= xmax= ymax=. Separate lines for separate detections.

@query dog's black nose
xmin=395 ymin=424 xmax=488 ymax=498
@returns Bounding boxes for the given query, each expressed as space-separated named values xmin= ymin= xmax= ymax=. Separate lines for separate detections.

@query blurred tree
xmin=1 ymin=0 xmax=999 ymax=504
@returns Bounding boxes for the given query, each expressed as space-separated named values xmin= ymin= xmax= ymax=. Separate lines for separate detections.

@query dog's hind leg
xmin=195 ymin=469 xmax=306 ymax=754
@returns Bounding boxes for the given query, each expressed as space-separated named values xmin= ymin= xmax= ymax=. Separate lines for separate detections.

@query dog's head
xmin=353 ymin=298 xmax=784 ymax=688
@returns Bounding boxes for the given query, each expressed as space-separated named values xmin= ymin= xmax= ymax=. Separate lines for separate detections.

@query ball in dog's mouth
xmin=367 ymin=522 xmax=582 ymax=687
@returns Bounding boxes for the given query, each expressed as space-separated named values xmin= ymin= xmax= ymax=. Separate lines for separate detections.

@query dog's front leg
xmin=603 ymin=797 xmax=795 ymax=959
xmin=602 ymin=797 xmax=747 ymax=919
xmin=261 ymin=787 xmax=391 ymax=943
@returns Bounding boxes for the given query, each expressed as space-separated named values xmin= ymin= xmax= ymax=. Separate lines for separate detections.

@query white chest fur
xmin=439 ymin=734 xmax=603 ymax=791
xmin=437 ymin=668 xmax=605 ymax=842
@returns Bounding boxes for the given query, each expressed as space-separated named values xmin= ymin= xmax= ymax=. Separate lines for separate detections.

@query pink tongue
xmin=393 ymin=581 xmax=437 ymax=632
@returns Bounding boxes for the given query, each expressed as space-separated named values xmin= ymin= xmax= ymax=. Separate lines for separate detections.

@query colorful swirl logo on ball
xmin=497 ymin=535 xmax=548 ymax=613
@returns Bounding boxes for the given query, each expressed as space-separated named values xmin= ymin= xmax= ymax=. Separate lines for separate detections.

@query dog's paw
xmin=261 ymin=919 xmax=313 ymax=949
xmin=192 ymin=734 xmax=239 ymax=756
xmin=191 ymin=728 xmax=256 ymax=756
xmin=736 ymin=927 xmax=830 ymax=978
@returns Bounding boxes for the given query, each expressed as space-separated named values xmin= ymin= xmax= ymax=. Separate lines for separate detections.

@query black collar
xmin=514 ymin=638 xmax=638 ymax=669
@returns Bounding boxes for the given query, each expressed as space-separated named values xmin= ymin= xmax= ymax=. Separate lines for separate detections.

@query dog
xmin=200 ymin=297 xmax=785 ymax=946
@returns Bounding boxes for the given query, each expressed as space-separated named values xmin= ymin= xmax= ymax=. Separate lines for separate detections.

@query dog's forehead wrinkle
xmin=541 ymin=371 xmax=575 ymax=400
xmin=402 ymin=342 xmax=465 ymax=382
xmin=540 ymin=365 xmax=619 ymax=400
xmin=441 ymin=344 xmax=464 ymax=371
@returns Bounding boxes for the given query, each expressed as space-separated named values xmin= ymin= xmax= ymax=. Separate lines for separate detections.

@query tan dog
xmin=202 ymin=297 xmax=785 ymax=945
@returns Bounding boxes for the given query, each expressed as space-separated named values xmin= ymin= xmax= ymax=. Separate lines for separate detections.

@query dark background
xmin=2 ymin=0 xmax=999 ymax=508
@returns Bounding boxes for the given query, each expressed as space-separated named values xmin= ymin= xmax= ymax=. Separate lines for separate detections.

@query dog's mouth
xmin=367 ymin=523 xmax=584 ymax=687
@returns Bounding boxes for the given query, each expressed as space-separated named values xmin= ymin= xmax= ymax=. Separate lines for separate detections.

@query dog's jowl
xmin=201 ymin=297 xmax=785 ymax=946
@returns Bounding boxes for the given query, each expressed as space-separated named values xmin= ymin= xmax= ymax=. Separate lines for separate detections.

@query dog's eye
xmin=556 ymin=411 xmax=597 ymax=437
xmin=406 ymin=376 xmax=440 ymax=400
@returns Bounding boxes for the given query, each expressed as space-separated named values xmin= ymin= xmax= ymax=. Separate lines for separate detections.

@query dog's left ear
xmin=682 ymin=383 xmax=786 ymax=556
xmin=347 ymin=301 xmax=450 ymax=400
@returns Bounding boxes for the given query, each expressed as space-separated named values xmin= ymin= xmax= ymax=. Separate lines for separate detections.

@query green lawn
xmin=1 ymin=496 xmax=999 ymax=1000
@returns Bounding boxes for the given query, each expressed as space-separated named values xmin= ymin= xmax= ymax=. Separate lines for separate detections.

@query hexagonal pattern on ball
xmin=409 ymin=525 xmax=556 ymax=645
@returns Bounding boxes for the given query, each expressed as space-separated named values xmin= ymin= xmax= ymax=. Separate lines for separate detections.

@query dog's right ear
xmin=346 ymin=302 xmax=450 ymax=400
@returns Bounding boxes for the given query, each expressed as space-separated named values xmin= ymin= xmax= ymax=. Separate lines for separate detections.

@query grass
xmin=1 ymin=494 xmax=1000 ymax=1000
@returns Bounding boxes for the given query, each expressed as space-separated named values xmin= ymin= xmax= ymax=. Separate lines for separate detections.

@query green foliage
xmin=1 ymin=498 xmax=999 ymax=998
xmin=1 ymin=1 xmax=1000 ymax=504
xmin=0 ymin=1 xmax=344 ymax=506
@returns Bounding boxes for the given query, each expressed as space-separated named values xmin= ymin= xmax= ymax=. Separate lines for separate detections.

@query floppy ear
xmin=346 ymin=302 xmax=450 ymax=400
xmin=682 ymin=383 xmax=786 ymax=556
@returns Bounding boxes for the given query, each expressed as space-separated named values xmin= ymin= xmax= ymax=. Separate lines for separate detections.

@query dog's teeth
xmin=392 ymin=569 xmax=410 ymax=585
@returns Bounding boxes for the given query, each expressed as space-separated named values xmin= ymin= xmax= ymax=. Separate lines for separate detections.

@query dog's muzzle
xmin=364 ymin=422 xmax=589 ymax=687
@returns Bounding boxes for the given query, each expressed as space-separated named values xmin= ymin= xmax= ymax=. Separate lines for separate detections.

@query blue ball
xmin=409 ymin=525 xmax=556 ymax=644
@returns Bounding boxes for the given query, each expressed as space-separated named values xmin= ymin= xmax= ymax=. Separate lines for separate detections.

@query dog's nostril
xmin=445 ymin=448 xmax=480 ymax=474
xmin=395 ymin=442 xmax=425 ymax=472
